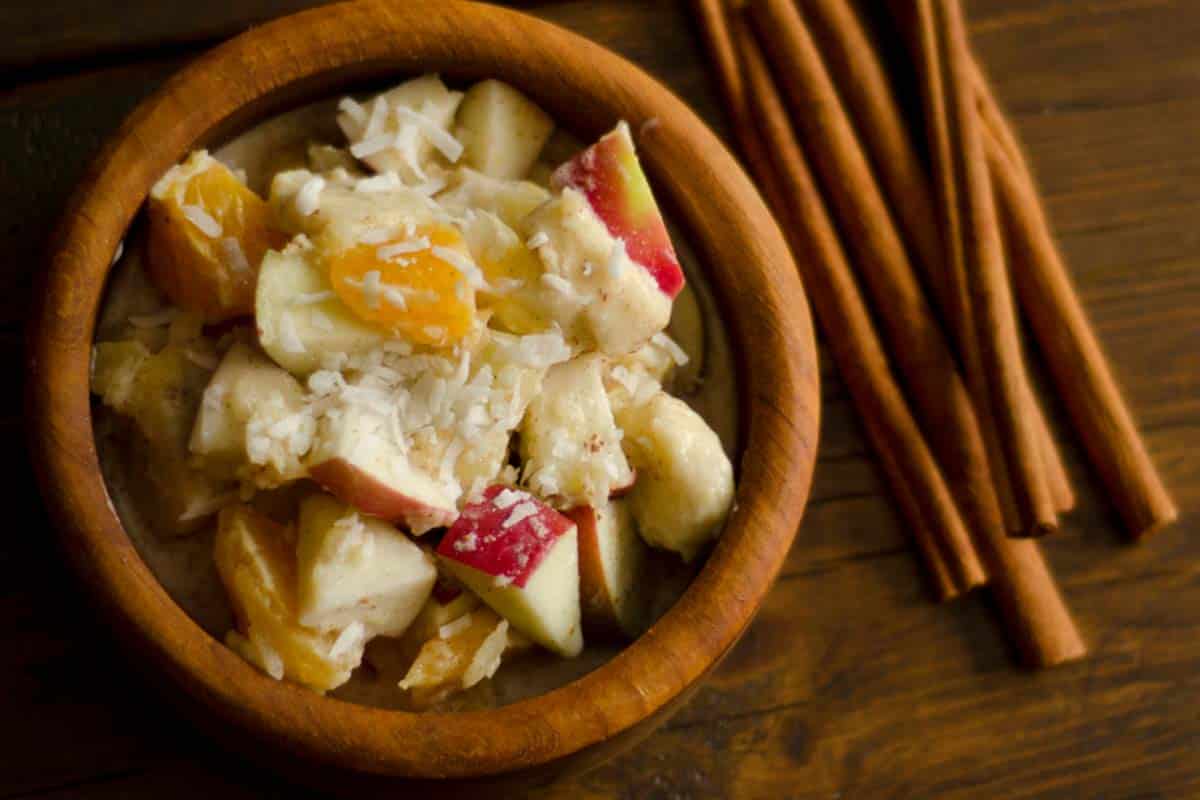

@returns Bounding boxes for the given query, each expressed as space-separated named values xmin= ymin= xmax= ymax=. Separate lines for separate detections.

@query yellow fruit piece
xmin=214 ymin=505 xmax=362 ymax=692
xmin=398 ymin=605 xmax=509 ymax=708
xmin=327 ymin=224 xmax=477 ymax=347
xmin=147 ymin=151 xmax=286 ymax=322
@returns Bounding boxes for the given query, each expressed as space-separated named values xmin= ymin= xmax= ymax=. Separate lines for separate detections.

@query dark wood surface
xmin=4 ymin=0 xmax=1198 ymax=797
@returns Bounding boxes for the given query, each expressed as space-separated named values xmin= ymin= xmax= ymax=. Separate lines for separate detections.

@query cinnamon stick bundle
xmin=695 ymin=0 xmax=979 ymax=599
xmin=742 ymin=0 xmax=1083 ymax=664
xmin=976 ymin=83 xmax=1178 ymax=539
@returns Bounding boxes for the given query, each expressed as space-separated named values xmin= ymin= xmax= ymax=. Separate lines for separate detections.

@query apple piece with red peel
xmin=568 ymin=498 xmax=648 ymax=639
xmin=551 ymin=121 xmax=685 ymax=299
xmin=306 ymin=403 xmax=458 ymax=534
xmin=436 ymin=485 xmax=582 ymax=656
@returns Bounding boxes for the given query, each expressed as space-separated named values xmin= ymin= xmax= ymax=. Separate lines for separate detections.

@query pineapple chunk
xmin=255 ymin=238 xmax=382 ymax=375
xmin=336 ymin=75 xmax=464 ymax=183
xmin=214 ymin=505 xmax=364 ymax=692
xmin=189 ymin=341 xmax=313 ymax=489
xmin=519 ymin=354 xmax=633 ymax=508
xmin=146 ymin=150 xmax=285 ymax=321
xmin=454 ymin=79 xmax=554 ymax=179
xmin=398 ymin=605 xmax=510 ymax=708
xmin=616 ymin=392 xmax=735 ymax=562
xmin=295 ymin=494 xmax=437 ymax=635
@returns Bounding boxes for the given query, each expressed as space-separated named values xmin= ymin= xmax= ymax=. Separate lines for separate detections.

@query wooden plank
xmin=1 ymin=0 xmax=1199 ymax=797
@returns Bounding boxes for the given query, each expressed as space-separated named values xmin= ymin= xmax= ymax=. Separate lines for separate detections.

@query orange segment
xmin=146 ymin=152 xmax=286 ymax=322
xmin=328 ymin=224 xmax=477 ymax=347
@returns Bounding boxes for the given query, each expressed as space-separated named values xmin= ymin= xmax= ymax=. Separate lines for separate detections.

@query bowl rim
xmin=26 ymin=0 xmax=820 ymax=780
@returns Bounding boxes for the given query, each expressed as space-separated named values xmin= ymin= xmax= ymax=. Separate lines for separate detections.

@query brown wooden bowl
xmin=26 ymin=0 xmax=819 ymax=792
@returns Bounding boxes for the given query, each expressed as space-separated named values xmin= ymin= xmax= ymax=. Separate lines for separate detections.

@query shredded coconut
xmin=293 ymin=290 xmax=333 ymax=305
xmin=338 ymin=96 xmax=367 ymax=126
xmin=378 ymin=237 xmax=430 ymax=259
xmin=502 ymin=501 xmax=539 ymax=529
xmin=329 ymin=621 xmax=366 ymax=660
xmin=363 ymin=96 xmax=389 ymax=140
xmin=652 ymin=332 xmax=690 ymax=366
xmin=278 ymin=312 xmax=306 ymax=354
xmin=353 ymin=172 xmax=402 ymax=193
xmin=492 ymin=488 xmax=526 ymax=509
xmin=394 ymin=106 xmax=463 ymax=162
xmin=607 ymin=238 xmax=628 ymax=278
xmin=350 ymin=133 xmax=394 ymax=159
xmin=128 ymin=308 xmax=179 ymax=328
xmin=438 ymin=613 xmax=473 ymax=639
xmin=180 ymin=204 xmax=222 ymax=238
xmin=295 ymin=175 xmax=326 ymax=217
xmin=525 ymin=231 xmax=549 ymax=249
xmin=219 ymin=237 xmax=250 ymax=272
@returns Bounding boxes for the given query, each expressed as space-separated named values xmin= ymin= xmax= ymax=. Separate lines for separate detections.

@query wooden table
xmin=4 ymin=1 xmax=1198 ymax=797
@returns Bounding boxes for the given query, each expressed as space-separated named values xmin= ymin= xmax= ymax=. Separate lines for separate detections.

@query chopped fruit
xmin=604 ymin=333 xmax=690 ymax=415
xmin=255 ymin=239 xmax=382 ymax=375
xmin=615 ymin=392 xmax=735 ymax=562
xmin=189 ymin=341 xmax=313 ymax=489
xmin=295 ymin=494 xmax=436 ymax=635
xmin=520 ymin=354 xmax=634 ymax=508
xmin=403 ymin=579 xmax=482 ymax=645
xmin=147 ymin=150 xmax=286 ymax=321
xmin=454 ymin=80 xmax=555 ymax=180
xmin=214 ymin=505 xmax=364 ymax=692
xmin=306 ymin=402 xmax=458 ymax=534
xmin=458 ymin=211 xmax=550 ymax=335
xmin=269 ymin=168 xmax=439 ymax=239
xmin=398 ymin=605 xmax=510 ymax=708
xmin=327 ymin=223 xmax=478 ymax=347
xmin=306 ymin=143 xmax=361 ymax=176
xmin=336 ymin=75 xmax=464 ymax=183
xmin=551 ymin=121 xmax=685 ymax=299
xmin=437 ymin=167 xmax=551 ymax=229
xmin=437 ymin=486 xmax=582 ymax=657
xmin=91 ymin=338 xmax=231 ymax=535
xmin=521 ymin=187 xmax=671 ymax=356
xmin=569 ymin=498 xmax=648 ymax=638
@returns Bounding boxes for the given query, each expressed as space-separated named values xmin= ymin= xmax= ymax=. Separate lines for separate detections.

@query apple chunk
xmin=189 ymin=341 xmax=313 ymax=488
xmin=616 ymin=392 xmax=735 ymax=562
xmin=453 ymin=80 xmax=555 ymax=180
xmin=296 ymin=494 xmax=437 ymax=635
xmin=306 ymin=403 xmax=458 ymax=534
xmin=551 ymin=121 xmax=685 ymax=299
xmin=214 ymin=505 xmax=365 ymax=692
xmin=568 ymin=498 xmax=648 ymax=638
xmin=255 ymin=238 xmax=382 ymax=375
xmin=436 ymin=486 xmax=582 ymax=656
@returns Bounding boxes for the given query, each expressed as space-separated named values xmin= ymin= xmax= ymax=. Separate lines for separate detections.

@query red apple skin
xmin=551 ymin=123 xmax=685 ymax=299
xmin=437 ymin=485 xmax=575 ymax=588
xmin=308 ymin=458 xmax=458 ymax=530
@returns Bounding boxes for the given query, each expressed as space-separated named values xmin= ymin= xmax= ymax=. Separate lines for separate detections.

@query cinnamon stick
xmin=743 ymin=0 xmax=1084 ymax=664
xmin=801 ymin=0 xmax=1073 ymax=517
xmin=695 ymin=0 xmax=971 ymax=599
xmin=891 ymin=0 xmax=1057 ymax=537
xmin=977 ymin=94 xmax=1178 ymax=539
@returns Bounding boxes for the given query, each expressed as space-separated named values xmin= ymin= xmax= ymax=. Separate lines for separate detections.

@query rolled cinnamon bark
xmin=695 ymin=0 xmax=971 ymax=598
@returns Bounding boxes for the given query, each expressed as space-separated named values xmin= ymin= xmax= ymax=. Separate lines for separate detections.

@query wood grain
xmin=25 ymin=0 xmax=818 ymax=789
xmin=4 ymin=0 xmax=1200 ymax=797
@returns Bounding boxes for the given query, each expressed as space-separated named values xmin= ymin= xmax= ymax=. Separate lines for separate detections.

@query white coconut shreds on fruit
xmin=651 ymin=332 xmax=690 ymax=366
xmin=353 ymin=172 xmax=403 ymax=194
xmin=219 ymin=237 xmax=251 ymax=272
xmin=181 ymin=204 xmax=223 ymax=238
xmin=329 ymin=621 xmax=367 ymax=660
xmin=295 ymin=175 xmax=326 ymax=217
xmin=438 ymin=612 xmax=473 ymax=639
xmin=394 ymin=106 xmax=463 ymax=162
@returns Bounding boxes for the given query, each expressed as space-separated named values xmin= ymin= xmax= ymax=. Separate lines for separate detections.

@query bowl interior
xmin=28 ymin=0 xmax=819 ymax=782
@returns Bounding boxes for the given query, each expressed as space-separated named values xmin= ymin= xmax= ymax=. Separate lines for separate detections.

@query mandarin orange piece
xmin=146 ymin=152 xmax=286 ymax=322
xmin=328 ymin=224 xmax=477 ymax=347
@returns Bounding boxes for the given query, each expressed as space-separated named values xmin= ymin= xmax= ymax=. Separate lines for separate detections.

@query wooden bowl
xmin=26 ymin=0 xmax=819 ymax=791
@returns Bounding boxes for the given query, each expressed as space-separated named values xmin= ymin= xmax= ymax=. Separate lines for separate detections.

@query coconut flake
xmin=329 ymin=621 xmax=366 ymax=660
xmin=219 ymin=237 xmax=251 ymax=272
xmin=438 ymin=613 xmax=473 ymax=640
xmin=607 ymin=238 xmax=628 ymax=278
xmin=378 ymin=237 xmax=430 ymax=259
xmin=350 ymin=133 xmax=394 ymax=159
xmin=338 ymin=96 xmax=368 ymax=126
xmin=295 ymin=175 xmax=326 ymax=217
xmin=411 ymin=174 xmax=447 ymax=196
xmin=127 ymin=308 xmax=179 ymax=328
xmin=652 ymin=332 xmax=690 ymax=366
xmin=181 ymin=204 xmax=222 ymax=238
xmin=353 ymin=172 xmax=402 ymax=193
xmin=363 ymin=96 xmax=389 ymax=140
xmin=502 ymin=501 xmax=539 ymax=529
xmin=492 ymin=488 xmax=526 ymax=509
xmin=395 ymin=106 xmax=463 ymax=162
xmin=525 ymin=231 xmax=549 ymax=249
xmin=293 ymin=290 xmax=333 ymax=305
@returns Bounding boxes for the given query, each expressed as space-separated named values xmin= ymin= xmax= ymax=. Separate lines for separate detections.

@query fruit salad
xmin=90 ymin=75 xmax=735 ymax=705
